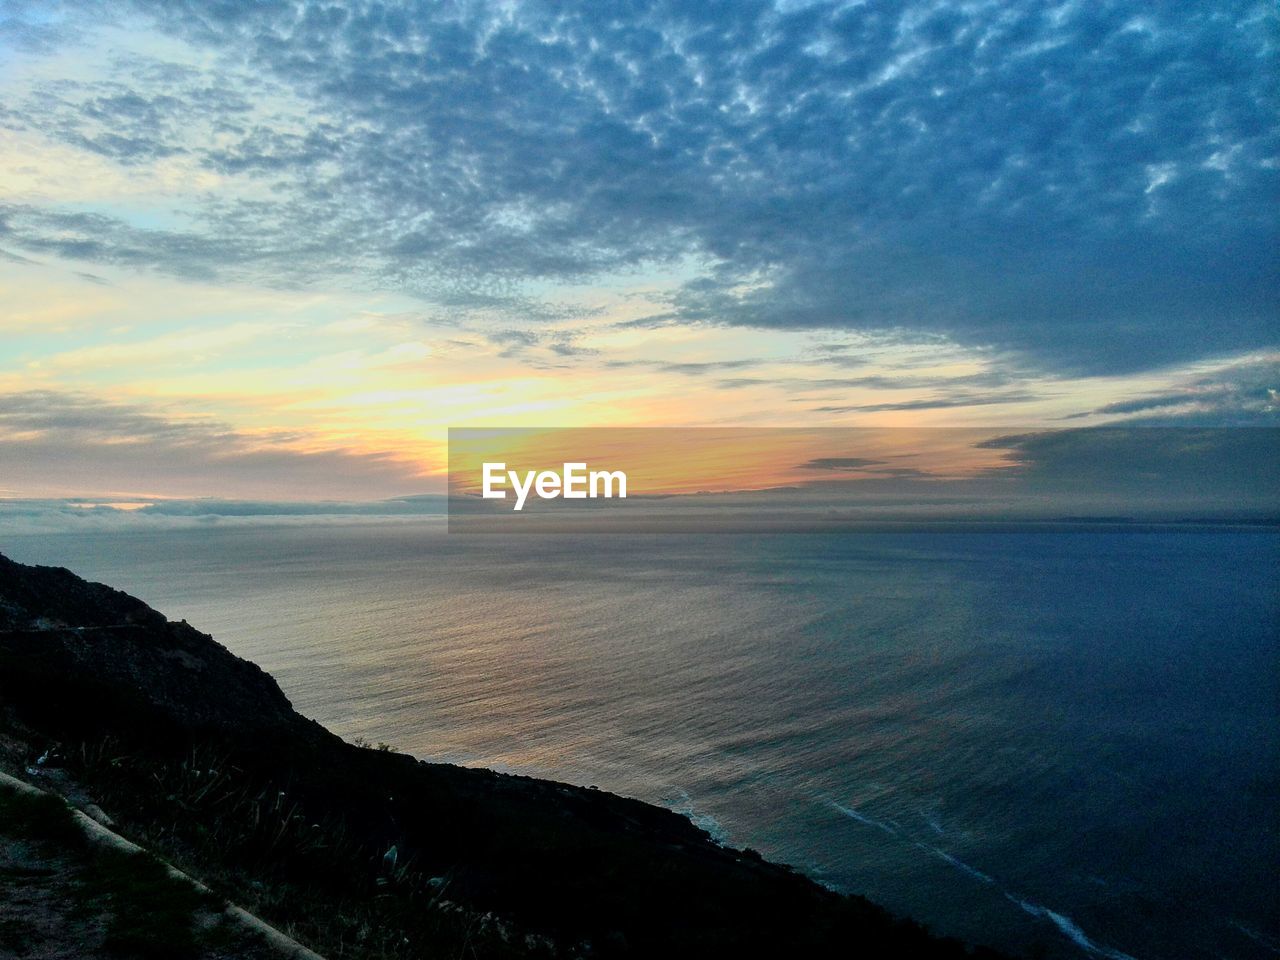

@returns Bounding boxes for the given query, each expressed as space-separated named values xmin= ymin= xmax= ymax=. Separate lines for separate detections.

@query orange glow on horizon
xmin=447 ymin=428 xmax=1018 ymax=498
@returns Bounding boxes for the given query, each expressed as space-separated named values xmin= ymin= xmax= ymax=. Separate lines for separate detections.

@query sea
xmin=2 ymin=519 xmax=1276 ymax=960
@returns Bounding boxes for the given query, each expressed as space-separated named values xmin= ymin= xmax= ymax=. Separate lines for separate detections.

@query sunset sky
xmin=1 ymin=0 xmax=1275 ymax=501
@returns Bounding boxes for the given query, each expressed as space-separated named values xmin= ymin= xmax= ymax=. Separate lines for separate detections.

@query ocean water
xmin=2 ymin=521 xmax=1277 ymax=960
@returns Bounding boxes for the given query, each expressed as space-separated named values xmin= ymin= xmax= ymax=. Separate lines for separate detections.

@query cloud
xmin=1069 ymin=354 xmax=1279 ymax=424
xmin=812 ymin=390 xmax=1041 ymax=413
xmin=0 ymin=247 xmax=37 ymax=264
xmin=712 ymin=367 xmax=1020 ymax=395
xmin=481 ymin=326 xmax=599 ymax=365
xmin=796 ymin=456 xmax=885 ymax=470
xmin=0 ymin=390 xmax=431 ymax=499
xmin=607 ymin=357 xmax=767 ymax=376
xmin=0 ymin=0 xmax=1274 ymax=374
xmin=0 ymin=204 xmax=258 ymax=282
xmin=802 ymin=372 xmax=1014 ymax=391
xmin=793 ymin=456 xmax=938 ymax=479
xmin=975 ymin=426 xmax=1280 ymax=512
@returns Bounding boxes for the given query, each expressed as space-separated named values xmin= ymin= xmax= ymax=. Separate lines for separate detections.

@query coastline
xmin=0 ymin=551 xmax=1010 ymax=959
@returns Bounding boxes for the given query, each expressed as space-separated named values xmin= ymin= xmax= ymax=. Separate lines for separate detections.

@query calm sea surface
xmin=3 ymin=521 xmax=1277 ymax=960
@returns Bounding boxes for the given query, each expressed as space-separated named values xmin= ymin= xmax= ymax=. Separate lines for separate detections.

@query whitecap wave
xmin=825 ymin=796 xmax=1141 ymax=960
xmin=665 ymin=788 xmax=730 ymax=845
xmin=828 ymin=800 xmax=899 ymax=836
xmin=920 ymin=844 xmax=994 ymax=885
xmin=1005 ymin=894 xmax=1139 ymax=960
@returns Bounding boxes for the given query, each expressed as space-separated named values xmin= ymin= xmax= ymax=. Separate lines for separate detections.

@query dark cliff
xmin=0 ymin=552 xmax=1006 ymax=959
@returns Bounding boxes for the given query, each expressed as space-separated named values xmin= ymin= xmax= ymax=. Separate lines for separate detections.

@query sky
xmin=0 ymin=0 xmax=1276 ymax=501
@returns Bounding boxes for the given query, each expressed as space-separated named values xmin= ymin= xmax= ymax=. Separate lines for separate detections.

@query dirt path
xmin=0 ymin=772 xmax=317 ymax=960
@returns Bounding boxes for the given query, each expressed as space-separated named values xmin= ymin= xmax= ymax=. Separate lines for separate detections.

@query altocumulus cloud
xmin=1 ymin=0 xmax=1275 ymax=373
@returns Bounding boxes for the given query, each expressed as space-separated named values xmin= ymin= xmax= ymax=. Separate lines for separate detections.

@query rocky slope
xmin=0 ymin=552 xmax=1007 ymax=959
